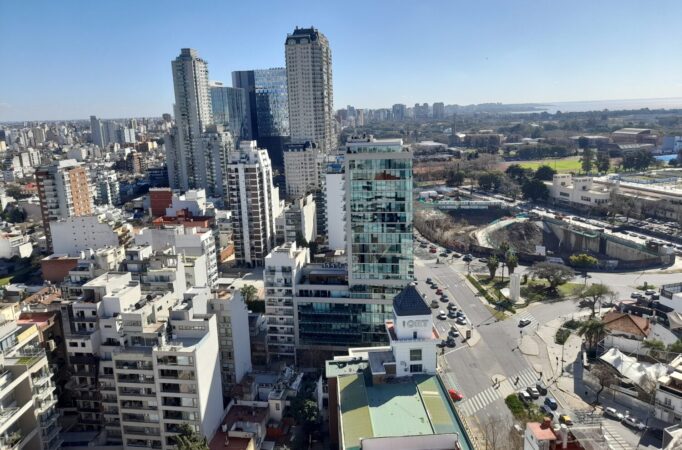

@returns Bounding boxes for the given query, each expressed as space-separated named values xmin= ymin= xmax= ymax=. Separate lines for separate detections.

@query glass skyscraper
xmin=232 ymin=68 xmax=290 ymax=169
xmin=209 ymin=82 xmax=249 ymax=143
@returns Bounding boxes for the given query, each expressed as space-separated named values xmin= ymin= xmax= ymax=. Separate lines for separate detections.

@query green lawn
xmin=518 ymin=156 xmax=582 ymax=173
xmin=520 ymin=279 xmax=581 ymax=303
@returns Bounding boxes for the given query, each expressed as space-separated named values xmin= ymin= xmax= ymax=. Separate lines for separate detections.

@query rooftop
xmin=393 ymin=285 xmax=430 ymax=317
xmin=602 ymin=311 xmax=651 ymax=337
xmin=337 ymin=374 xmax=472 ymax=450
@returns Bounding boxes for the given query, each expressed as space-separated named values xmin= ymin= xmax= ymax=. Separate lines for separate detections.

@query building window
xmin=409 ymin=364 xmax=423 ymax=373
xmin=409 ymin=349 xmax=422 ymax=361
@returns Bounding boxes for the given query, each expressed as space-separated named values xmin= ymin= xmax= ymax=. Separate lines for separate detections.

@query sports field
xmin=517 ymin=156 xmax=581 ymax=172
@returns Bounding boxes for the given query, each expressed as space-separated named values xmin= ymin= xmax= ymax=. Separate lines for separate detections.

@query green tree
xmin=644 ymin=339 xmax=666 ymax=360
xmin=577 ymin=319 xmax=606 ymax=349
xmin=506 ymin=254 xmax=518 ymax=275
xmin=577 ymin=136 xmax=589 ymax=149
xmin=569 ymin=253 xmax=598 ymax=269
xmin=530 ymin=262 xmax=575 ymax=292
xmin=668 ymin=340 xmax=682 ymax=354
xmin=172 ymin=424 xmax=208 ymax=450
xmin=295 ymin=230 xmax=308 ymax=248
xmin=521 ymin=179 xmax=549 ymax=201
xmin=505 ymin=164 xmax=532 ymax=184
xmin=290 ymin=396 xmax=320 ymax=431
xmin=533 ymin=165 xmax=557 ymax=181
xmin=575 ymin=283 xmax=614 ymax=318
xmin=477 ymin=171 xmax=503 ymax=192
xmin=596 ymin=151 xmax=610 ymax=173
xmin=581 ymin=148 xmax=595 ymax=173
xmin=486 ymin=256 xmax=499 ymax=280
xmin=240 ymin=284 xmax=257 ymax=303
xmin=446 ymin=170 xmax=465 ymax=187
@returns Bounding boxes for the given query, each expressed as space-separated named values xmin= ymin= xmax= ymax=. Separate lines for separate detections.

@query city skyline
xmin=2 ymin=0 xmax=682 ymax=121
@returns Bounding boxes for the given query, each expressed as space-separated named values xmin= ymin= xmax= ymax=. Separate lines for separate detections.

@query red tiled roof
xmin=527 ymin=422 xmax=557 ymax=441
xmin=602 ymin=311 xmax=651 ymax=337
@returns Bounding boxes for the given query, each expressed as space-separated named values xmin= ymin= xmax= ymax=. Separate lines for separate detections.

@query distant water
xmin=536 ymin=97 xmax=682 ymax=114
xmin=656 ymin=154 xmax=677 ymax=162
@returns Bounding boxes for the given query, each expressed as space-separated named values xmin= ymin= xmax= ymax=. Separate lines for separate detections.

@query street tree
xmin=240 ymin=284 xmax=257 ymax=303
xmin=575 ymin=283 xmax=614 ymax=318
xmin=521 ymin=179 xmax=549 ymax=202
xmin=446 ymin=170 xmax=465 ymax=187
xmin=533 ymin=165 xmax=557 ymax=181
xmin=505 ymin=164 xmax=532 ymax=184
xmin=596 ymin=151 xmax=610 ymax=173
xmin=478 ymin=171 xmax=503 ymax=192
xmin=530 ymin=262 xmax=575 ymax=292
xmin=289 ymin=396 xmax=320 ymax=431
xmin=172 ymin=424 xmax=209 ymax=450
xmin=569 ymin=253 xmax=598 ymax=269
xmin=486 ymin=256 xmax=499 ymax=280
xmin=577 ymin=319 xmax=606 ymax=349
xmin=577 ymin=136 xmax=589 ymax=149
xmin=590 ymin=364 xmax=618 ymax=404
xmin=581 ymin=148 xmax=595 ymax=173
xmin=480 ymin=415 xmax=522 ymax=450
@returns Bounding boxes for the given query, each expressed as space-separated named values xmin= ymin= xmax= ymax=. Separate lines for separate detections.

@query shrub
xmin=505 ymin=394 xmax=525 ymax=417
xmin=563 ymin=319 xmax=582 ymax=330
xmin=555 ymin=329 xmax=570 ymax=345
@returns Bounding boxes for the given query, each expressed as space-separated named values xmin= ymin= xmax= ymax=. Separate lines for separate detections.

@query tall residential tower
xmin=285 ymin=27 xmax=335 ymax=153
xmin=166 ymin=48 xmax=213 ymax=191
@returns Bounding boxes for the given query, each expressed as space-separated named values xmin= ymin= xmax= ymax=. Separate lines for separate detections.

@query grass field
xmin=517 ymin=156 xmax=582 ymax=173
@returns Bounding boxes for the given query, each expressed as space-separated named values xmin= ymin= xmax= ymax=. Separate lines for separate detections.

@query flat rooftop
xmin=338 ymin=374 xmax=472 ymax=450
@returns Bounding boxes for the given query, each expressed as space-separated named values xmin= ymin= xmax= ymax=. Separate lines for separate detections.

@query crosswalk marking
xmin=458 ymin=366 xmax=540 ymax=417
xmin=458 ymin=385 xmax=502 ymax=417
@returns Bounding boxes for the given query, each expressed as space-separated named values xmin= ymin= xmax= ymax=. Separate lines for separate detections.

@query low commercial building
xmin=612 ymin=128 xmax=658 ymax=146
xmin=548 ymin=174 xmax=611 ymax=209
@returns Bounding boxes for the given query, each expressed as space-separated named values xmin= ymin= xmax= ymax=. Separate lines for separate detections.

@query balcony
xmin=0 ymin=431 xmax=23 ymax=450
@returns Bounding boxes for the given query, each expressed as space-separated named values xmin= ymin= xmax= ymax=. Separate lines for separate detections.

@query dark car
xmin=448 ymin=311 xmax=457 ymax=319
xmin=463 ymin=254 xmax=473 ymax=262
xmin=544 ymin=397 xmax=558 ymax=410
xmin=446 ymin=338 xmax=456 ymax=348
xmin=447 ymin=304 xmax=457 ymax=311
xmin=536 ymin=381 xmax=548 ymax=396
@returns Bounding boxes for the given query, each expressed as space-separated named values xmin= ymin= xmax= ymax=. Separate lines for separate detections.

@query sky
xmin=1 ymin=0 xmax=681 ymax=121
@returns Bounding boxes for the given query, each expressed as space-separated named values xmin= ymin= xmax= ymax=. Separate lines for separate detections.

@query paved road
xmin=415 ymin=256 xmax=539 ymax=423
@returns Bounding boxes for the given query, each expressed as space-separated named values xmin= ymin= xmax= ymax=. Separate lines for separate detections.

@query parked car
xmin=448 ymin=389 xmax=464 ymax=401
xmin=437 ymin=312 xmax=447 ymax=320
xmin=436 ymin=289 xmax=443 ymax=295
xmin=536 ymin=382 xmax=548 ymax=396
xmin=429 ymin=247 xmax=437 ymax=253
xmin=518 ymin=391 xmax=532 ymax=403
xmin=446 ymin=338 xmax=456 ymax=347
xmin=447 ymin=304 xmax=457 ymax=311
xmin=463 ymin=254 xmax=473 ymax=262
xmin=652 ymin=293 xmax=660 ymax=300
xmin=631 ymin=292 xmax=643 ymax=299
xmin=603 ymin=407 xmax=624 ymax=421
xmin=526 ymin=386 xmax=540 ymax=399
xmin=623 ymin=415 xmax=646 ymax=431
xmin=456 ymin=317 xmax=467 ymax=325
xmin=449 ymin=329 xmax=460 ymax=338
xmin=559 ymin=415 xmax=573 ymax=426
xmin=426 ymin=278 xmax=432 ymax=284
xmin=544 ymin=397 xmax=557 ymax=410
xmin=519 ymin=319 xmax=532 ymax=327
xmin=448 ymin=311 xmax=457 ymax=319
xmin=430 ymin=300 xmax=440 ymax=308
xmin=540 ymin=405 xmax=554 ymax=419
xmin=437 ymin=340 xmax=447 ymax=348
xmin=645 ymin=289 xmax=656 ymax=296
xmin=440 ymin=296 xmax=449 ymax=303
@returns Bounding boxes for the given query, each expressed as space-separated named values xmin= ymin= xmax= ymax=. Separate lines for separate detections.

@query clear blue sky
xmin=1 ymin=0 xmax=681 ymax=121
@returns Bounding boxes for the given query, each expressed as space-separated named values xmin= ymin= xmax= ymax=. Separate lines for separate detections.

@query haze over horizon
xmin=1 ymin=0 xmax=681 ymax=121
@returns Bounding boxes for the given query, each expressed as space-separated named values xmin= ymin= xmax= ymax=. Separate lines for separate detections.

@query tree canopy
xmin=530 ymin=262 xmax=574 ymax=292
xmin=533 ymin=165 xmax=557 ymax=181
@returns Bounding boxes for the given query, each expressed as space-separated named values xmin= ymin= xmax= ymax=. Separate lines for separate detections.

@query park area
xmin=516 ymin=156 xmax=582 ymax=173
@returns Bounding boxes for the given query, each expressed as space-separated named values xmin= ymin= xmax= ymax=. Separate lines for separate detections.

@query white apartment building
xmin=226 ymin=140 xmax=283 ymax=267
xmin=62 ymin=271 xmax=224 ymax=449
xmin=164 ymin=189 xmax=212 ymax=217
xmin=135 ymin=225 xmax=218 ymax=287
xmin=285 ymin=27 xmax=336 ymax=153
xmin=0 ymin=230 xmax=33 ymax=259
xmin=548 ymin=174 xmax=612 ymax=209
xmin=275 ymin=193 xmax=316 ymax=245
xmin=206 ymin=289 xmax=252 ymax=395
xmin=50 ymin=216 xmax=119 ymax=255
xmin=166 ymin=48 xmax=214 ymax=192
xmin=0 ymin=318 xmax=61 ymax=450
xmin=325 ymin=167 xmax=345 ymax=251
xmin=199 ymin=125 xmax=234 ymax=200
xmin=264 ymin=243 xmax=309 ymax=364
xmin=283 ymin=141 xmax=320 ymax=199
xmin=655 ymin=355 xmax=682 ymax=424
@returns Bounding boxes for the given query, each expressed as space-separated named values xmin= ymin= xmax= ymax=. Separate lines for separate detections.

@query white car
xmin=603 ymin=407 xmax=623 ymax=421
xmin=622 ymin=415 xmax=646 ymax=431
xmin=437 ymin=311 xmax=447 ymax=320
